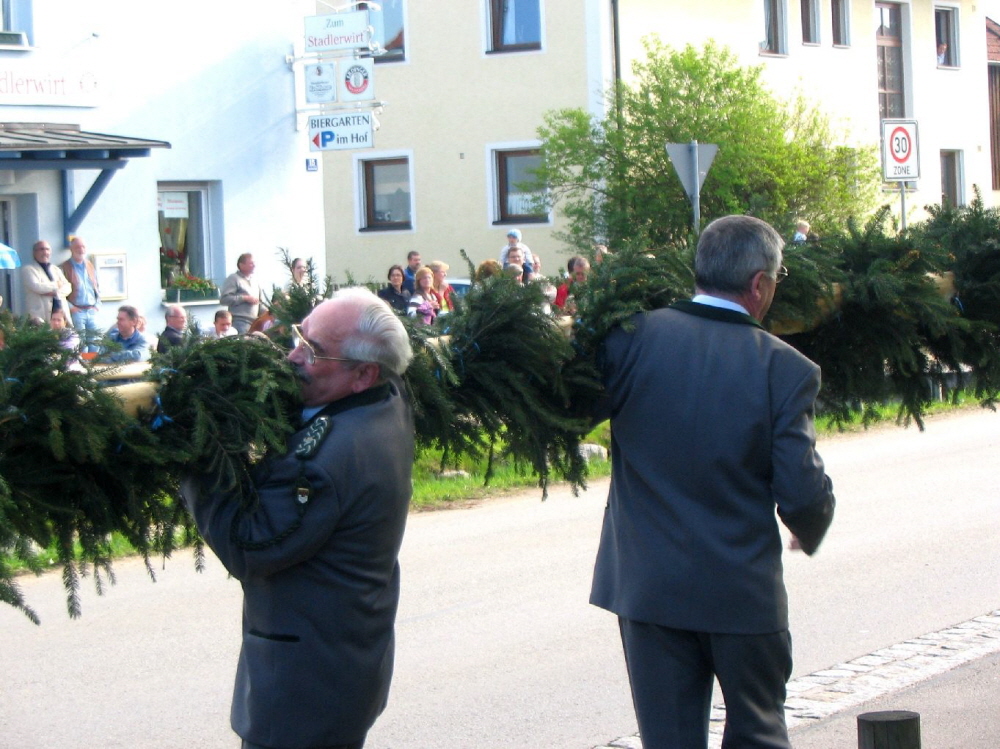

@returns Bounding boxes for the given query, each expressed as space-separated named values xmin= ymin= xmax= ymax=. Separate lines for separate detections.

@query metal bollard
xmin=857 ymin=710 xmax=921 ymax=749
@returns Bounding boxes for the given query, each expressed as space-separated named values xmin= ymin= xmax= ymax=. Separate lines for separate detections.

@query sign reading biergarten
xmin=309 ymin=112 xmax=373 ymax=151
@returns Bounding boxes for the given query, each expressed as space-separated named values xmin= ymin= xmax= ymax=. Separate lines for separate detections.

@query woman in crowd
xmin=378 ymin=264 xmax=411 ymax=314
xmin=291 ymin=257 xmax=308 ymax=286
xmin=475 ymin=259 xmax=502 ymax=284
xmin=427 ymin=260 xmax=456 ymax=315
xmin=49 ymin=308 xmax=80 ymax=350
xmin=49 ymin=308 xmax=84 ymax=370
xmin=408 ymin=266 xmax=439 ymax=325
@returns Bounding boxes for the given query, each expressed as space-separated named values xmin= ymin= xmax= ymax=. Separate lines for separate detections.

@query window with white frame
xmin=762 ymin=0 xmax=787 ymax=54
xmin=876 ymin=2 xmax=906 ymax=119
xmin=940 ymin=150 xmax=962 ymax=206
xmin=362 ymin=0 xmax=405 ymax=62
xmin=492 ymin=148 xmax=548 ymax=224
xmin=801 ymin=0 xmax=819 ymax=44
xmin=832 ymin=0 xmax=850 ymax=46
xmin=0 ymin=0 xmax=32 ymax=46
xmin=488 ymin=0 xmax=542 ymax=53
xmin=360 ymin=157 xmax=412 ymax=231
xmin=935 ymin=7 xmax=958 ymax=67
xmin=157 ymin=184 xmax=220 ymax=289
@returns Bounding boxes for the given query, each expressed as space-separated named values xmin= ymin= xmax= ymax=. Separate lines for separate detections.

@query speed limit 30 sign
xmin=881 ymin=119 xmax=920 ymax=181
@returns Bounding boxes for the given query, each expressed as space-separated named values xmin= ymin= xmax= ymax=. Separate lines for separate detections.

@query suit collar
xmin=304 ymin=382 xmax=392 ymax=427
xmin=670 ymin=299 xmax=764 ymax=330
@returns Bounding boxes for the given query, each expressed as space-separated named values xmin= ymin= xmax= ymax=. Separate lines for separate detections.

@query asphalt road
xmin=1 ymin=408 xmax=998 ymax=749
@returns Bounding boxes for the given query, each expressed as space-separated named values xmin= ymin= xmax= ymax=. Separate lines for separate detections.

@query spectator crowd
xmin=6 ymin=228 xmax=604 ymax=361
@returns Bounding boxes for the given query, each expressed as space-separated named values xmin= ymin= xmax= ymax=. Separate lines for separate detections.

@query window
xmin=0 ymin=0 xmax=32 ymax=46
xmin=157 ymin=185 xmax=218 ymax=289
xmin=832 ymin=0 xmax=850 ymax=45
xmin=940 ymin=150 xmax=962 ymax=206
xmin=989 ymin=65 xmax=1000 ymax=189
xmin=361 ymin=157 xmax=412 ymax=231
xmin=489 ymin=0 xmax=542 ymax=53
xmin=801 ymin=0 xmax=819 ymax=44
xmin=493 ymin=148 xmax=548 ymax=224
xmin=363 ymin=0 xmax=404 ymax=62
xmin=934 ymin=7 xmax=957 ymax=67
xmin=761 ymin=0 xmax=787 ymax=54
xmin=876 ymin=3 xmax=905 ymax=119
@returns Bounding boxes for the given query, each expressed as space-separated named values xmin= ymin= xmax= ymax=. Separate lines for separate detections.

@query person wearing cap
xmin=498 ymin=229 xmax=541 ymax=273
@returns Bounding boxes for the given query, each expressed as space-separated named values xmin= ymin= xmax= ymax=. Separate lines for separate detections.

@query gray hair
xmin=164 ymin=304 xmax=185 ymax=321
xmin=334 ymin=287 xmax=413 ymax=377
xmin=694 ymin=215 xmax=784 ymax=295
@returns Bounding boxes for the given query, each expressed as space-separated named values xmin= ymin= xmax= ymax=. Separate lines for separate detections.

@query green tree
xmin=536 ymin=39 xmax=881 ymax=251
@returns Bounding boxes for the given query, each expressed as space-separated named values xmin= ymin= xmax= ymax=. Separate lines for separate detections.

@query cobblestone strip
xmin=592 ymin=609 xmax=1000 ymax=749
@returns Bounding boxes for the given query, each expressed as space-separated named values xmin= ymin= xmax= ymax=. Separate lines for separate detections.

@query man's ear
xmin=351 ymin=362 xmax=381 ymax=393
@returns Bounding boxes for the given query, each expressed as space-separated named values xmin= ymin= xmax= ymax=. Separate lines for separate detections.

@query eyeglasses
xmin=291 ymin=323 xmax=358 ymax=366
xmin=774 ymin=265 xmax=788 ymax=283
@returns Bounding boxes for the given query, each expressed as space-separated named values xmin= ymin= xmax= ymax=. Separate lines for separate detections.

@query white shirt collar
xmin=691 ymin=294 xmax=750 ymax=316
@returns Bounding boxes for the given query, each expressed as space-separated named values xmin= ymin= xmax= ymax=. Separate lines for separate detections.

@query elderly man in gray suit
xmin=591 ymin=215 xmax=835 ymax=749
xmin=183 ymin=287 xmax=414 ymax=749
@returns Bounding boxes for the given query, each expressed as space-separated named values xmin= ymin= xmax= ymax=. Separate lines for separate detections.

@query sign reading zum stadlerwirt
xmin=304 ymin=12 xmax=370 ymax=54
xmin=308 ymin=113 xmax=373 ymax=151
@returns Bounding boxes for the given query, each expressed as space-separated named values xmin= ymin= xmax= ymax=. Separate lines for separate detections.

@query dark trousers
xmin=618 ymin=617 xmax=793 ymax=749
xmin=241 ymin=740 xmax=364 ymax=749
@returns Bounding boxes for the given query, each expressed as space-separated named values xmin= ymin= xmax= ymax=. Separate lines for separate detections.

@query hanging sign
xmin=309 ymin=112 xmax=373 ymax=151
xmin=339 ymin=58 xmax=375 ymax=102
xmin=305 ymin=63 xmax=337 ymax=103
xmin=304 ymin=12 xmax=370 ymax=53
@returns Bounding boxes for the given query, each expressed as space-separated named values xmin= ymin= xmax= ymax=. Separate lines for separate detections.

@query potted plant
xmin=167 ymin=274 xmax=218 ymax=302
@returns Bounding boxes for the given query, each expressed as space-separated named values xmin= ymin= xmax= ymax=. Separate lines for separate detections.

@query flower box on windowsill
xmin=167 ymin=288 xmax=219 ymax=303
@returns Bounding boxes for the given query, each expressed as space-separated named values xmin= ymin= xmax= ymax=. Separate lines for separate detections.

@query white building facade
xmin=616 ymin=0 xmax=992 ymax=222
xmin=0 ymin=0 xmax=325 ymax=335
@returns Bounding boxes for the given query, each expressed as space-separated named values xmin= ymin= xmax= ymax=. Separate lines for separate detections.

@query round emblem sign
xmin=889 ymin=126 xmax=912 ymax=165
xmin=344 ymin=65 xmax=370 ymax=95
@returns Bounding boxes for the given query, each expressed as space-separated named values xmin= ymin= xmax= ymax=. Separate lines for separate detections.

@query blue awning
xmin=0 ymin=123 xmax=171 ymax=240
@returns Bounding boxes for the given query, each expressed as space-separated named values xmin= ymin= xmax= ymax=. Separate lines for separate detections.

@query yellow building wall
xmin=319 ymin=0 xmax=610 ymax=283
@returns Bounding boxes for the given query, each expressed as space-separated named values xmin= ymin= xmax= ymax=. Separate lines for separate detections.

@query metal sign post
xmin=665 ymin=141 xmax=718 ymax=235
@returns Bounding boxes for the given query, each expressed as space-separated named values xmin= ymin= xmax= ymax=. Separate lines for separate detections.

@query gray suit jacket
xmin=183 ymin=380 xmax=414 ymax=747
xmin=590 ymin=302 xmax=835 ymax=634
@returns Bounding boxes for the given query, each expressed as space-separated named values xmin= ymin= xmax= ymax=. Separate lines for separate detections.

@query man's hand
xmin=788 ymin=535 xmax=803 ymax=551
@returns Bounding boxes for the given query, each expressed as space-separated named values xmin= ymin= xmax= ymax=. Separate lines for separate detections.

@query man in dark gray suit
xmin=183 ymin=287 xmax=414 ymax=749
xmin=591 ymin=215 xmax=835 ymax=749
